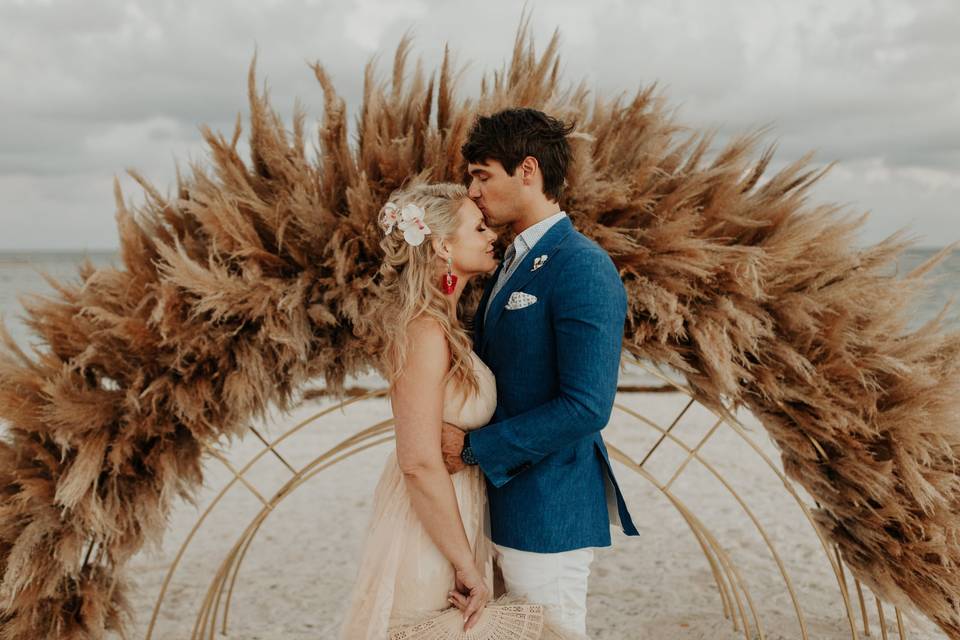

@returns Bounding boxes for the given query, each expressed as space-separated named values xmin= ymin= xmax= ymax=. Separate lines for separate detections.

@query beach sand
xmin=119 ymin=375 xmax=945 ymax=640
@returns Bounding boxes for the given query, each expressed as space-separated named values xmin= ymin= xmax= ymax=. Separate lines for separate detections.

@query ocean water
xmin=0 ymin=246 xmax=957 ymax=372
xmin=0 ymin=250 xmax=121 ymax=349
xmin=2 ymin=247 xmax=957 ymax=347
xmin=0 ymin=249 xmax=960 ymax=347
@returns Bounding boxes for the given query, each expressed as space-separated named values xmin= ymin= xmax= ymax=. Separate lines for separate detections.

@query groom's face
xmin=466 ymin=159 xmax=523 ymax=228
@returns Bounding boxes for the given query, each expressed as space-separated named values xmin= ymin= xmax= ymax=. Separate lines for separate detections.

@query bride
xmin=339 ymin=183 xmax=559 ymax=639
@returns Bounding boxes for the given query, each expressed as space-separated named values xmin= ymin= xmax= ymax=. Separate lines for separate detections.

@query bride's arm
xmin=392 ymin=316 xmax=488 ymax=628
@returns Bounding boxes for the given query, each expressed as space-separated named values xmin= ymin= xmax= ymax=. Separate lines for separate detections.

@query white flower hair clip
xmin=379 ymin=201 xmax=432 ymax=246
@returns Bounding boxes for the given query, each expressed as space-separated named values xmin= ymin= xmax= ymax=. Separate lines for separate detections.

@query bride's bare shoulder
xmin=406 ymin=315 xmax=444 ymax=339
xmin=404 ymin=316 xmax=450 ymax=361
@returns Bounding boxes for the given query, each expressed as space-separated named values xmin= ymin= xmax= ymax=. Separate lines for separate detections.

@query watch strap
xmin=460 ymin=431 xmax=478 ymax=465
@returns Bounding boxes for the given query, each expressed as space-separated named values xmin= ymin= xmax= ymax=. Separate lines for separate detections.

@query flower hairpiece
xmin=379 ymin=201 xmax=432 ymax=246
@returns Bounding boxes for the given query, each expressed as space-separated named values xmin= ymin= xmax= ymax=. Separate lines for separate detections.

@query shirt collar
xmin=513 ymin=211 xmax=567 ymax=253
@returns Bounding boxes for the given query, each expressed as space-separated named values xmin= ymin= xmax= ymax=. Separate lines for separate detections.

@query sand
xmin=119 ymin=367 xmax=946 ymax=640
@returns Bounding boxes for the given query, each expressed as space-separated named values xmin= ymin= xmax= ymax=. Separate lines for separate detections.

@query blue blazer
xmin=470 ymin=215 xmax=639 ymax=553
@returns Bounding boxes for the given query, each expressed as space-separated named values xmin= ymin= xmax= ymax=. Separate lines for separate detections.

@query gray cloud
xmin=0 ymin=0 xmax=957 ymax=249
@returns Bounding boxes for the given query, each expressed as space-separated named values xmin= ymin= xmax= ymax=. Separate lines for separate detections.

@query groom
xmin=441 ymin=108 xmax=639 ymax=635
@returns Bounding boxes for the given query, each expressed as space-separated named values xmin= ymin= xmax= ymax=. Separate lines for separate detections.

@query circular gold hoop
xmin=146 ymin=364 xmax=909 ymax=640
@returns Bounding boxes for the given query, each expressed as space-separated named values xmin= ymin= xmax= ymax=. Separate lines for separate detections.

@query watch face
xmin=460 ymin=444 xmax=478 ymax=466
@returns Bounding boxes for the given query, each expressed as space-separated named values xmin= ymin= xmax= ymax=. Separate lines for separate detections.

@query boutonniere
xmin=531 ymin=255 xmax=548 ymax=271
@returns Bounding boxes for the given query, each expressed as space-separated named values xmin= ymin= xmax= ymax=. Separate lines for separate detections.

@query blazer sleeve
xmin=468 ymin=247 xmax=627 ymax=488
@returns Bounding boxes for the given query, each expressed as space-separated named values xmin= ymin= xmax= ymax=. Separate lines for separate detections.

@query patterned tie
xmin=501 ymin=243 xmax=517 ymax=275
xmin=484 ymin=243 xmax=518 ymax=324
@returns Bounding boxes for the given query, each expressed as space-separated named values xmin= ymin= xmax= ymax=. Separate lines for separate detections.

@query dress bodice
xmin=441 ymin=351 xmax=496 ymax=431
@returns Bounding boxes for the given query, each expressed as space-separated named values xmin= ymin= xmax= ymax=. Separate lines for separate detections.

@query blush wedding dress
xmin=338 ymin=351 xmax=575 ymax=639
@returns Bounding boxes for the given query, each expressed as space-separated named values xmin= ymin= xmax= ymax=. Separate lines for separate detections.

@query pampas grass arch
xmin=2 ymin=18 xmax=959 ymax=640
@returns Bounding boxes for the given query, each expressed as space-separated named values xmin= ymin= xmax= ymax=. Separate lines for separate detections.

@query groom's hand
xmin=441 ymin=422 xmax=466 ymax=474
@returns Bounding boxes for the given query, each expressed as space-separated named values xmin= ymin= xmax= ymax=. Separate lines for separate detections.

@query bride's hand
xmin=449 ymin=564 xmax=490 ymax=631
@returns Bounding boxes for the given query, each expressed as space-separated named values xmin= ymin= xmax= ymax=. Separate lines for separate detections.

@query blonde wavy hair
xmin=365 ymin=182 xmax=480 ymax=395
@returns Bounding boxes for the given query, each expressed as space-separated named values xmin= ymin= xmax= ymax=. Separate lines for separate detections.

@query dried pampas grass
xmin=2 ymin=17 xmax=960 ymax=639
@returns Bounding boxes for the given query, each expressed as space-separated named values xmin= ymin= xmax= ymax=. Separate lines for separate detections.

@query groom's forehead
xmin=466 ymin=162 xmax=489 ymax=175
xmin=467 ymin=159 xmax=504 ymax=175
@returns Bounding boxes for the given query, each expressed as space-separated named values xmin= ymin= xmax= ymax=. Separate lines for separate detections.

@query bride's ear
xmin=431 ymin=237 xmax=451 ymax=260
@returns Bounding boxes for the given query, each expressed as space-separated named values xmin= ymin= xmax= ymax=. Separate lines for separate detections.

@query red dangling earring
xmin=442 ymin=256 xmax=458 ymax=294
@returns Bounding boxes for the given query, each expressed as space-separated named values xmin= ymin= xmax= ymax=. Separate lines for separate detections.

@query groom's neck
xmin=512 ymin=200 xmax=562 ymax=235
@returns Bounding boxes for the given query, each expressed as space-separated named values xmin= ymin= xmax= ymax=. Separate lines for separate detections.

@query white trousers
xmin=493 ymin=543 xmax=594 ymax=637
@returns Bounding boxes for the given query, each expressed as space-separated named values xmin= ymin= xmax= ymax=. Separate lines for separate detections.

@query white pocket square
xmin=505 ymin=291 xmax=538 ymax=310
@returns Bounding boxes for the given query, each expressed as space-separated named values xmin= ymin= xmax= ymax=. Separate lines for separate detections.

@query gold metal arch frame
xmin=145 ymin=359 xmax=911 ymax=640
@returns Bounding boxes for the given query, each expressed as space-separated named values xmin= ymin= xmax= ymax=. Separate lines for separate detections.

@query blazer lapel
xmin=480 ymin=216 xmax=575 ymax=355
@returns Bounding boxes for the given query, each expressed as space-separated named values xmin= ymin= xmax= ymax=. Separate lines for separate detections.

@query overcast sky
xmin=1 ymin=0 xmax=957 ymax=251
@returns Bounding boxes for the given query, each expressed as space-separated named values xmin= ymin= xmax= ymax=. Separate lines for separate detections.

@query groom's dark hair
xmin=461 ymin=108 xmax=575 ymax=201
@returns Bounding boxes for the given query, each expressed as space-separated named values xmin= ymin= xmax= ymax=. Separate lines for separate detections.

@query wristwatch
xmin=460 ymin=432 xmax=479 ymax=466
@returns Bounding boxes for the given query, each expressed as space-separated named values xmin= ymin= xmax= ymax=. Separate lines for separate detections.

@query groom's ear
xmin=518 ymin=156 xmax=539 ymax=186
